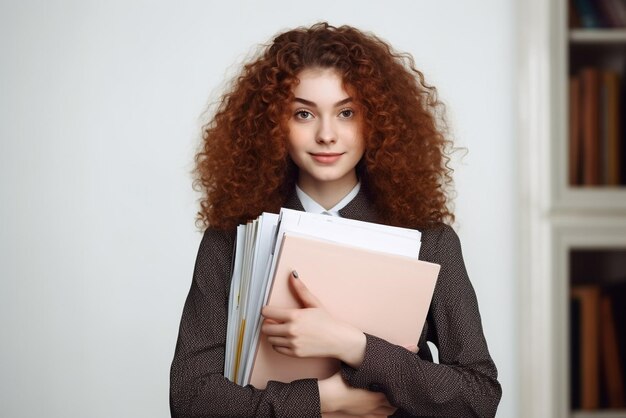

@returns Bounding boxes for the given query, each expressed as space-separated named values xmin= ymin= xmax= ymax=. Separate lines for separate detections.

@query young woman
xmin=170 ymin=22 xmax=502 ymax=417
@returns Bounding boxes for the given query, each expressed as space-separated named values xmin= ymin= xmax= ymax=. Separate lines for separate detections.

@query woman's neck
xmin=296 ymin=175 xmax=359 ymax=210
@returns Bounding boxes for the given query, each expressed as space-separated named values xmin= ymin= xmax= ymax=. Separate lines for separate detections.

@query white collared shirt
xmin=295 ymin=183 xmax=361 ymax=217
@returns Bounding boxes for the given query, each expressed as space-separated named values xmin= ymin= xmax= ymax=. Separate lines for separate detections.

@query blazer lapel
xmin=282 ymin=190 xmax=305 ymax=212
xmin=338 ymin=190 xmax=379 ymax=223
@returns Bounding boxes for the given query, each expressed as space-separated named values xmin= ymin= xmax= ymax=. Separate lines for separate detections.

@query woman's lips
xmin=310 ymin=152 xmax=343 ymax=164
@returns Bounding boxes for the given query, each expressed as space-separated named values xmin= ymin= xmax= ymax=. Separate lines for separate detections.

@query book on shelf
xmin=569 ymin=67 xmax=623 ymax=187
xmin=569 ymin=0 xmax=582 ymax=28
xmin=571 ymin=283 xmax=626 ymax=410
xmin=597 ymin=0 xmax=626 ymax=28
xmin=571 ymin=293 xmax=582 ymax=408
xmin=621 ymin=75 xmax=626 ymax=185
xmin=573 ymin=0 xmax=603 ymax=28
xmin=224 ymin=208 xmax=440 ymax=392
xmin=600 ymin=293 xmax=625 ymax=407
xmin=570 ymin=0 xmax=626 ymax=28
xmin=606 ymin=281 xmax=626 ymax=407
xmin=571 ymin=285 xmax=601 ymax=409
xmin=582 ymin=68 xmax=601 ymax=186
xmin=570 ymin=75 xmax=583 ymax=185
xmin=603 ymin=71 xmax=621 ymax=186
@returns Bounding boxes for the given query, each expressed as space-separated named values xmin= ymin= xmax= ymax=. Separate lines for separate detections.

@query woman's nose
xmin=316 ymin=119 xmax=337 ymax=144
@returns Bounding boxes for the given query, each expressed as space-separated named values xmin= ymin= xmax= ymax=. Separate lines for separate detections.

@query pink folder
xmin=249 ymin=232 xmax=440 ymax=392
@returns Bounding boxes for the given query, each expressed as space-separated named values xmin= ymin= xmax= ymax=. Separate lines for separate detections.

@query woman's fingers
xmin=261 ymin=306 xmax=294 ymax=322
xmin=373 ymin=405 xmax=397 ymax=415
xmin=259 ymin=272 xmax=344 ymax=359
xmin=266 ymin=336 xmax=292 ymax=347
xmin=260 ymin=320 xmax=288 ymax=336
xmin=290 ymin=270 xmax=323 ymax=308
xmin=271 ymin=345 xmax=295 ymax=356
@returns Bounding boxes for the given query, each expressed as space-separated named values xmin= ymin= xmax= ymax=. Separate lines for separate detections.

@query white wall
xmin=0 ymin=1 xmax=518 ymax=417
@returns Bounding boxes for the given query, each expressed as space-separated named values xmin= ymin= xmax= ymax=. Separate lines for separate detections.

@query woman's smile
xmin=309 ymin=152 xmax=345 ymax=164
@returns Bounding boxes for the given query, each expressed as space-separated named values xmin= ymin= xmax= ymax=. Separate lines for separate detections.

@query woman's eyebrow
xmin=293 ymin=97 xmax=353 ymax=107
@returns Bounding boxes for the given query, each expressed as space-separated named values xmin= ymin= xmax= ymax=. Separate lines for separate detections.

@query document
xmin=224 ymin=208 xmax=438 ymax=389
xmin=248 ymin=232 xmax=440 ymax=388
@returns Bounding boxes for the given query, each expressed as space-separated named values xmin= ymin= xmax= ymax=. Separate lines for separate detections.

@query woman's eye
xmin=339 ymin=109 xmax=354 ymax=118
xmin=295 ymin=110 xmax=313 ymax=120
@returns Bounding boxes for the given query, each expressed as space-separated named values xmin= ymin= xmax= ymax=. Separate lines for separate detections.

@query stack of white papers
xmin=224 ymin=208 xmax=425 ymax=386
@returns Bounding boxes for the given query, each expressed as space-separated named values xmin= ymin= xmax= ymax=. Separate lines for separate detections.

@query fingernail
xmin=292 ymin=270 xmax=299 ymax=279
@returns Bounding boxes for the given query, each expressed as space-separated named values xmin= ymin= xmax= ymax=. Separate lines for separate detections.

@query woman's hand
xmin=318 ymin=371 xmax=397 ymax=417
xmin=260 ymin=271 xmax=366 ymax=367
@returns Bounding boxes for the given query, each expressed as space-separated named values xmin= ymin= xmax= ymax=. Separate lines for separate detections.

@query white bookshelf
xmin=569 ymin=29 xmax=626 ymax=44
xmin=519 ymin=0 xmax=626 ymax=417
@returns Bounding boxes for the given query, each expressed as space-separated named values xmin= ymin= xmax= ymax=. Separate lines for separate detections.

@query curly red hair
xmin=194 ymin=22 xmax=455 ymax=231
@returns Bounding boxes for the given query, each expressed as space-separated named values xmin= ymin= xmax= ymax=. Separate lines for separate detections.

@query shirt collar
xmin=283 ymin=183 xmax=379 ymax=223
xmin=295 ymin=182 xmax=361 ymax=217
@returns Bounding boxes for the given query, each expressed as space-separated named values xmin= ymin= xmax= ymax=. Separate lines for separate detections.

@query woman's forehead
xmin=292 ymin=68 xmax=357 ymax=105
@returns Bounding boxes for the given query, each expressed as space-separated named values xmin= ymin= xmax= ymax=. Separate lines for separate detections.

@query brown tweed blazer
xmin=170 ymin=189 xmax=502 ymax=417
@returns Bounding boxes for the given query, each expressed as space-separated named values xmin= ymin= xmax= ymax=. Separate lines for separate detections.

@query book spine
xmin=571 ymin=296 xmax=582 ymax=409
xmin=600 ymin=294 xmax=626 ymax=408
xmin=581 ymin=68 xmax=601 ymax=186
xmin=609 ymin=0 xmax=626 ymax=27
xmin=569 ymin=0 xmax=582 ymax=28
xmin=618 ymin=74 xmax=626 ymax=185
xmin=574 ymin=0 xmax=603 ymax=28
xmin=571 ymin=285 xmax=601 ymax=410
xmin=570 ymin=75 xmax=582 ymax=185
xmin=596 ymin=0 xmax=621 ymax=27
xmin=600 ymin=72 xmax=609 ymax=185
xmin=604 ymin=71 xmax=621 ymax=185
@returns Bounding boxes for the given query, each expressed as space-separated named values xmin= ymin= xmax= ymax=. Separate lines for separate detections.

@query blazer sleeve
xmin=340 ymin=224 xmax=502 ymax=417
xmin=169 ymin=228 xmax=321 ymax=418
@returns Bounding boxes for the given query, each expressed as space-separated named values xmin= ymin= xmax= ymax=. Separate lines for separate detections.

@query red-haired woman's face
xmin=287 ymin=68 xmax=365 ymax=196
